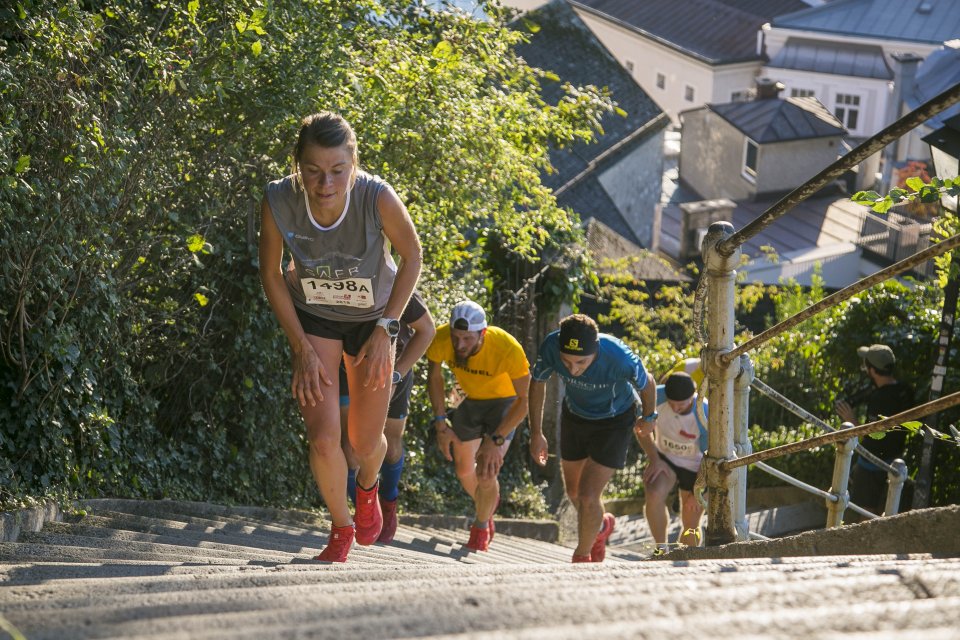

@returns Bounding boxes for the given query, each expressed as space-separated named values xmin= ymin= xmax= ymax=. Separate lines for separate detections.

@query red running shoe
xmin=590 ymin=512 xmax=616 ymax=562
xmin=465 ymin=524 xmax=490 ymax=551
xmin=572 ymin=553 xmax=592 ymax=563
xmin=355 ymin=481 xmax=383 ymax=546
xmin=377 ymin=496 xmax=398 ymax=544
xmin=314 ymin=524 xmax=354 ymax=562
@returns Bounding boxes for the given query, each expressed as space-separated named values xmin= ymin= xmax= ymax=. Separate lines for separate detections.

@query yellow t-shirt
xmin=426 ymin=324 xmax=529 ymax=400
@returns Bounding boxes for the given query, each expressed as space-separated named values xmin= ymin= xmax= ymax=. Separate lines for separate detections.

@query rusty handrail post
xmin=701 ymin=221 xmax=741 ymax=547
xmin=826 ymin=422 xmax=857 ymax=528
xmin=733 ymin=354 xmax=754 ymax=541
xmin=885 ymin=459 xmax=908 ymax=516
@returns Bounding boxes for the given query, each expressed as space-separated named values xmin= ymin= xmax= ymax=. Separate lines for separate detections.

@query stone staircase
xmin=1 ymin=499 xmax=959 ymax=639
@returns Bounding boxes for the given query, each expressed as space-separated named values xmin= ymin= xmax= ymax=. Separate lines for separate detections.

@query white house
xmin=566 ymin=0 xmax=813 ymax=124
xmin=515 ymin=0 xmax=671 ymax=248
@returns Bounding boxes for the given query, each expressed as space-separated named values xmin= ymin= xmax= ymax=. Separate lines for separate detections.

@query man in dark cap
xmin=528 ymin=314 xmax=657 ymax=563
xmin=637 ymin=371 xmax=708 ymax=550
xmin=835 ymin=343 xmax=915 ymax=515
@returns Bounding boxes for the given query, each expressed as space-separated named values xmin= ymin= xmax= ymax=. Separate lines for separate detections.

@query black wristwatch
xmin=376 ymin=317 xmax=400 ymax=338
xmin=488 ymin=433 xmax=506 ymax=446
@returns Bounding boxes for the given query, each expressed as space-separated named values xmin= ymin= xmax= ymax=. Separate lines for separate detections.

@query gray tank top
xmin=265 ymin=171 xmax=397 ymax=322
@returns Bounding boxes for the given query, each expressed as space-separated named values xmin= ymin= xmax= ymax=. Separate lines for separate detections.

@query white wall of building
xmin=762 ymin=26 xmax=940 ymax=139
xmin=766 ymin=67 xmax=891 ymax=138
xmin=712 ymin=63 xmax=762 ymax=103
xmin=572 ymin=7 xmax=763 ymax=124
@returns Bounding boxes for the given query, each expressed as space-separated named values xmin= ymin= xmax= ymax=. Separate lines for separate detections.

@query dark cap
xmin=857 ymin=344 xmax=895 ymax=370
xmin=664 ymin=372 xmax=696 ymax=401
xmin=558 ymin=323 xmax=599 ymax=356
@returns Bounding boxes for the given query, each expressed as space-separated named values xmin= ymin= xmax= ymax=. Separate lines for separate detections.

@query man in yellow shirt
xmin=426 ymin=300 xmax=530 ymax=552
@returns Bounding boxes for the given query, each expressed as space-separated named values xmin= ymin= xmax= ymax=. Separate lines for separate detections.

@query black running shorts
xmin=560 ymin=403 xmax=636 ymax=470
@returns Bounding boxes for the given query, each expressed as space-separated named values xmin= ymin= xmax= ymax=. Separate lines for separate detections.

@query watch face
xmin=491 ymin=434 xmax=505 ymax=446
xmin=386 ymin=319 xmax=400 ymax=337
xmin=392 ymin=371 xmax=402 ymax=385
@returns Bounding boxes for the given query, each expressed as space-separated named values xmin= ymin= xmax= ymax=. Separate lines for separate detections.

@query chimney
xmin=679 ymin=199 xmax=736 ymax=259
xmin=880 ymin=52 xmax=924 ymax=192
xmin=755 ymin=77 xmax=784 ymax=100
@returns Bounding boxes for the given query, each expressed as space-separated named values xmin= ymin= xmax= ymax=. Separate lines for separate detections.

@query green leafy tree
xmin=0 ymin=0 xmax=616 ymax=513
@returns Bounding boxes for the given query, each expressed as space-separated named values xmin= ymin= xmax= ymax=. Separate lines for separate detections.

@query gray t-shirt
xmin=265 ymin=171 xmax=397 ymax=322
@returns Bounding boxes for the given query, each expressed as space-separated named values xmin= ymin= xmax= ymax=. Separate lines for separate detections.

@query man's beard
xmin=455 ymin=353 xmax=470 ymax=368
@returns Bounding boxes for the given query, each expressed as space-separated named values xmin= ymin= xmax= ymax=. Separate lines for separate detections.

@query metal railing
xmin=695 ymin=81 xmax=960 ymax=546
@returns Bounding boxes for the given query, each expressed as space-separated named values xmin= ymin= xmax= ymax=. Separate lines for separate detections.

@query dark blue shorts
xmin=338 ymin=362 xmax=415 ymax=420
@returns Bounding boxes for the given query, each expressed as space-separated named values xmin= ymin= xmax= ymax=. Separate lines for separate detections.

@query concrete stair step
xmin=2 ymin=499 xmax=958 ymax=638
xmin=7 ymin=566 xmax=960 ymax=639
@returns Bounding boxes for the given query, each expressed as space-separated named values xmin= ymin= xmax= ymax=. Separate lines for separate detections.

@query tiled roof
xmin=586 ymin=217 xmax=691 ymax=282
xmin=773 ymin=0 xmax=960 ymax=45
xmin=570 ymin=0 xmax=810 ymax=64
xmin=557 ymin=175 xmax=645 ymax=246
xmin=707 ymin=96 xmax=846 ymax=143
xmin=514 ymin=0 xmax=666 ymax=190
xmin=768 ymin=37 xmax=893 ymax=80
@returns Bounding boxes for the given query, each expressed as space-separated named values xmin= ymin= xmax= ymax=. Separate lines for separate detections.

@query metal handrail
xmin=721 ymin=389 xmax=960 ymax=471
xmin=717 ymin=82 xmax=960 ymax=258
xmin=721 ymin=232 xmax=960 ymax=365
xmin=750 ymin=378 xmax=897 ymax=474
xmin=754 ymin=461 xmax=837 ymax=503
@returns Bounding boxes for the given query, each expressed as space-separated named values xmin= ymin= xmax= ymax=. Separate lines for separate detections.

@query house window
xmin=656 ymin=72 xmax=665 ymax=90
xmin=791 ymin=88 xmax=815 ymax=98
xmin=684 ymin=84 xmax=695 ymax=102
xmin=624 ymin=59 xmax=635 ymax=74
xmin=834 ymin=93 xmax=861 ymax=130
xmin=730 ymin=90 xmax=750 ymax=102
xmin=743 ymin=139 xmax=758 ymax=182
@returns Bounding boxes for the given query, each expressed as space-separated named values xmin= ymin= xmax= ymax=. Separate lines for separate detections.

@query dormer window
xmin=742 ymin=139 xmax=758 ymax=183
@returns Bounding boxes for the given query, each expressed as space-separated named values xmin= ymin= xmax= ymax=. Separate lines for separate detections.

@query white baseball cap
xmin=450 ymin=300 xmax=487 ymax=331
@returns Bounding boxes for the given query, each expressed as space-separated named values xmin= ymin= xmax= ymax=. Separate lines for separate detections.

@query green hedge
xmin=0 ymin=0 xmax=613 ymax=514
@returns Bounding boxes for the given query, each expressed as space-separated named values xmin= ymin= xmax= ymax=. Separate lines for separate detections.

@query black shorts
xmin=338 ymin=363 xmax=415 ymax=420
xmin=450 ymin=397 xmax=517 ymax=442
xmin=560 ymin=404 xmax=636 ymax=470
xmin=295 ymin=307 xmax=378 ymax=357
xmin=658 ymin=451 xmax=699 ymax=492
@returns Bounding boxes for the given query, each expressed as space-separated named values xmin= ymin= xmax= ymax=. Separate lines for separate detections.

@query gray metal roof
xmin=570 ymin=0 xmax=810 ymax=65
xmin=905 ymin=46 xmax=960 ymax=127
xmin=709 ymin=96 xmax=846 ymax=143
xmin=773 ymin=0 xmax=960 ymax=45
xmin=514 ymin=0 xmax=665 ymax=189
xmin=768 ymin=37 xmax=893 ymax=80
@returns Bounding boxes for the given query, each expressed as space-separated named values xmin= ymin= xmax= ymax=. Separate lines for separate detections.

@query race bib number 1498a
xmin=301 ymin=277 xmax=374 ymax=308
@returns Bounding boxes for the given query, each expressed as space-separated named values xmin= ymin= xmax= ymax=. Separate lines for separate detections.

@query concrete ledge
xmin=399 ymin=514 xmax=559 ymax=543
xmin=0 ymin=502 xmax=62 ymax=542
xmin=659 ymin=505 xmax=960 ymax=561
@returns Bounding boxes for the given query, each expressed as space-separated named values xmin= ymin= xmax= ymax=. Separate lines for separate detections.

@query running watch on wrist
xmin=391 ymin=370 xmax=402 ymax=385
xmin=488 ymin=433 xmax=506 ymax=446
xmin=376 ymin=317 xmax=400 ymax=338
xmin=642 ymin=411 xmax=659 ymax=422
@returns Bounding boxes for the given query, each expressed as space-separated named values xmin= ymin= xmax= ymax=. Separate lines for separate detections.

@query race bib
xmin=657 ymin=433 xmax=699 ymax=458
xmin=301 ymin=277 xmax=374 ymax=308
